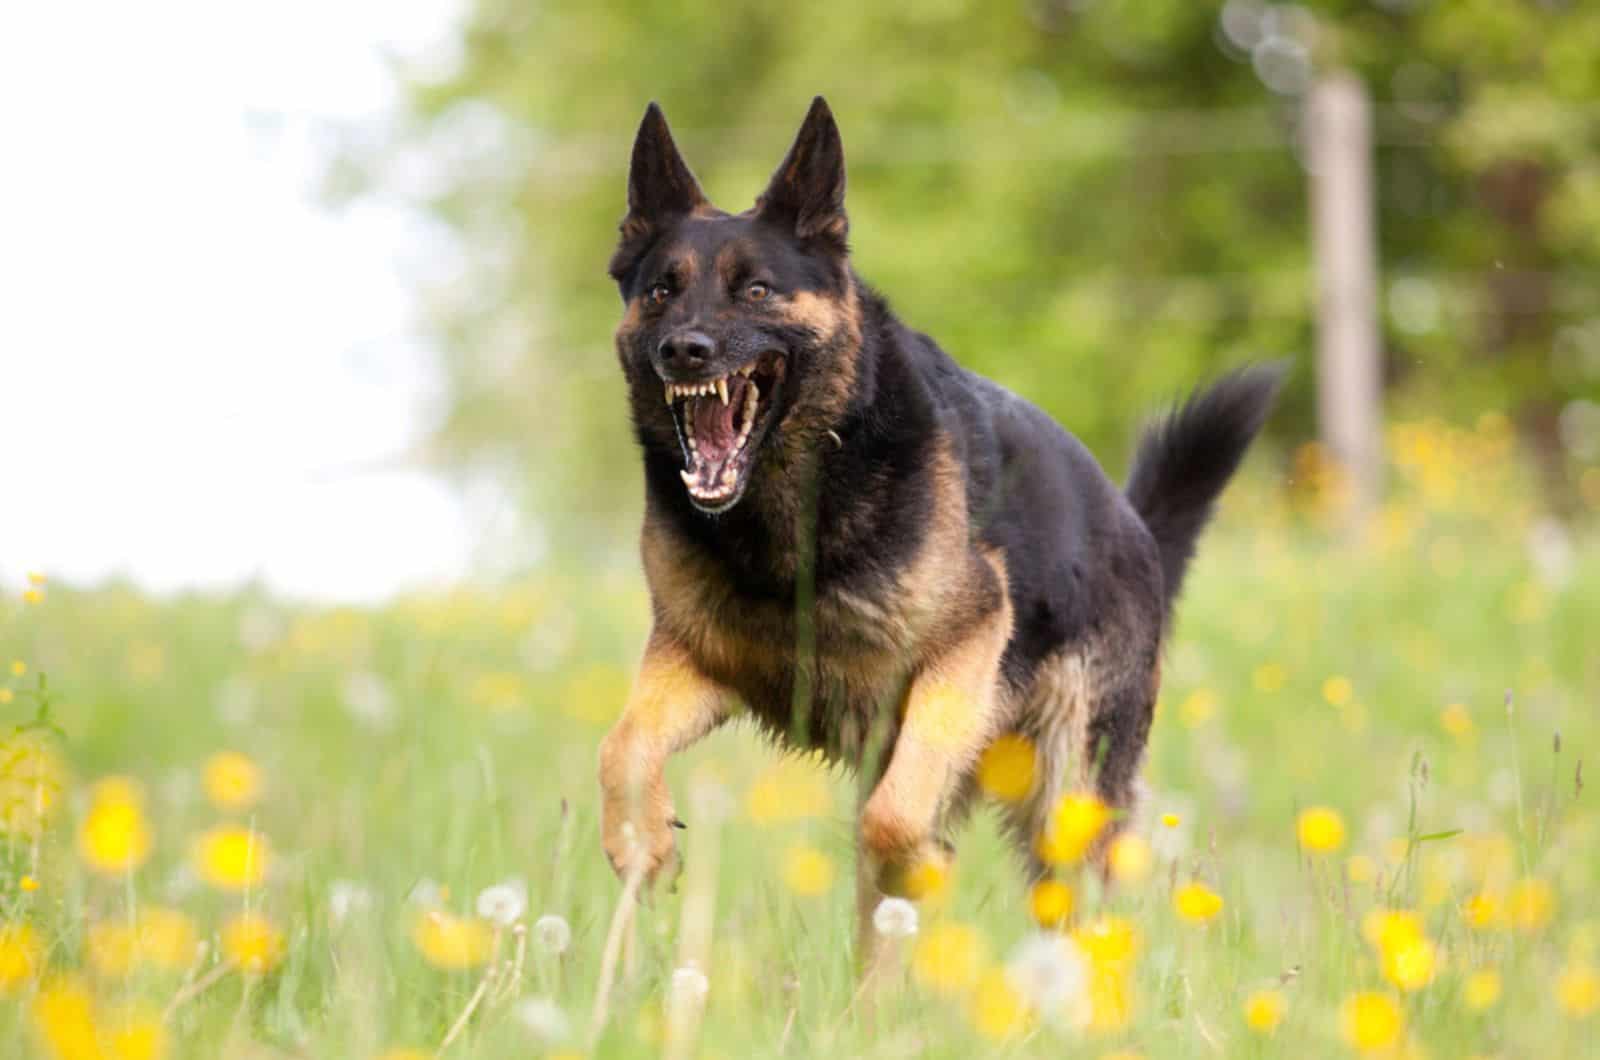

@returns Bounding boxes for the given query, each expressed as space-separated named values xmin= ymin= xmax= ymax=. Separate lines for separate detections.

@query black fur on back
xmin=1124 ymin=364 xmax=1286 ymax=612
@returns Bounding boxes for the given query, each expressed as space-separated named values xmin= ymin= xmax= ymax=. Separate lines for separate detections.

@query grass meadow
xmin=3 ymin=416 xmax=1598 ymax=1059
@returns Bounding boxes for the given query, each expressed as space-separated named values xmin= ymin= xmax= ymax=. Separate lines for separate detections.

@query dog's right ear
xmin=610 ymin=103 xmax=705 ymax=282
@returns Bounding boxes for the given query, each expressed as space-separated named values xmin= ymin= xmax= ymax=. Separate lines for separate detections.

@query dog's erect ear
xmin=618 ymin=102 xmax=706 ymax=245
xmin=756 ymin=97 xmax=847 ymax=247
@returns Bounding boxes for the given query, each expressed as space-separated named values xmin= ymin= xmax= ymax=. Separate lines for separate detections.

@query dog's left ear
xmin=756 ymin=96 xmax=847 ymax=247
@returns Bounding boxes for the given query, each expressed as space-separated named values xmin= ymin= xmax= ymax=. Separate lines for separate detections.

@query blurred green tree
xmin=347 ymin=0 xmax=1600 ymax=549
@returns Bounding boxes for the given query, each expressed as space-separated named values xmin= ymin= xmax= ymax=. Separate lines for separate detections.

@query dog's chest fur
xmin=640 ymin=442 xmax=1000 ymax=758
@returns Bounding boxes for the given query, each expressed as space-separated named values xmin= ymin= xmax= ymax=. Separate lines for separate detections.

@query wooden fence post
xmin=1307 ymin=72 xmax=1383 ymax=520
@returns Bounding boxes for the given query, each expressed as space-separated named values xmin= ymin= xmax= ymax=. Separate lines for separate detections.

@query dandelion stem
xmin=163 ymin=959 xmax=235 ymax=1023
xmin=588 ymin=860 xmax=646 ymax=1046
xmin=437 ymin=966 xmax=496 ymax=1054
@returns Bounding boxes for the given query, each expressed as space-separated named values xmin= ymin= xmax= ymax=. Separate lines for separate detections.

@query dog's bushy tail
xmin=1126 ymin=363 xmax=1286 ymax=611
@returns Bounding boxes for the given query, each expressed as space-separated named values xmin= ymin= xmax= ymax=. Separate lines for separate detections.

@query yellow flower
xmin=1557 ymin=963 xmax=1600 ymax=1019
xmin=1036 ymin=793 xmax=1109 ymax=866
xmin=1253 ymin=662 xmax=1287 ymax=693
xmin=31 ymin=976 xmax=102 ymax=1060
xmin=87 ymin=921 xmax=140 ymax=978
xmin=23 ymin=589 xmax=45 ymax=605
xmin=103 ymin=1001 xmax=167 ymax=1060
xmin=975 ymin=734 xmax=1035 ymax=802
xmin=28 ymin=572 xmax=47 ymax=586
xmin=1347 ymin=855 xmax=1377 ymax=884
xmin=138 ymin=907 xmax=199 ymax=970
xmin=78 ymin=778 xmax=153 ymax=875
xmin=20 ymin=874 xmax=39 ymax=892
xmin=411 ymin=910 xmax=493 ymax=970
xmin=1439 ymin=703 xmax=1476 ymax=743
xmin=0 ymin=728 xmax=68 ymax=839
xmin=1461 ymin=891 xmax=1504 ymax=931
xmin=884 ymin=855 xmax=949 ymax=903
xmin=376 ymin=1051 xmax=433 ymax=1060
xmin=1363 ymin=909 xmax=1423 ymax=952
xmin=1173 ymin=881 xmax=1223 ymax=924
xmin=1340 ymin=992 xmax=1403 ymax=1053
xmin=1075 ymin=916 xmax=1139 ymax=1034
xmin=193 ymin=825 xmax=271 ymax=891
xmin=780 ymin=844 xmax=835 ymax=897
xmin=912 ymin=921 xmax=984 ymax=993
xmin=1160 ymin=813 xmax=1180 ymax=829
xmin=1108 ymin=834 xmax=1152 ymax=884
xmin=1321 ymin=676 xmax=1353 ymax=706
xmin=1381 ymin=936 xmax=1438 ymax=992
xmin=1075 ymin=915 xmax=1139 ymax=970
xmin=1244 ymin=989 xmax=1285 ymax=1034
xmin=9 ymin=661 xmax=25 ymax=677
xmin=1508 ymin=878 xmax=1554 ymax=933
xmin=0 ymin=921 xmax=43 ymax=994
xmin=202 ymin=751 xmax=263 ymax=812
xmin=221 ymin=912 xmax=285 ymax=974
xmin=1178 ymin=688 xmax=1219 ymax=728
xmin=1463 ymin=968 xmax=1501 ymax=1010
xmin=1297 ymin=807 xmax=1346 ymax=853
xmin=970 ymin=967 xmax=1030 ymax=1039
xmin=744 ymin=758 xmax=832 ymax=824
xmin=1029 ymin=879 xmax=1074 ymax=929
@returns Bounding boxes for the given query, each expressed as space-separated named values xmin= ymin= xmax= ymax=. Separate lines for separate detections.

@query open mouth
xmin=664 ymin=351 xmax=786 ymax=512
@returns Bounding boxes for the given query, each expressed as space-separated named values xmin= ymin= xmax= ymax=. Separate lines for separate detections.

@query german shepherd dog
xmin=599 ymin=97 xmax=1282 ymax=956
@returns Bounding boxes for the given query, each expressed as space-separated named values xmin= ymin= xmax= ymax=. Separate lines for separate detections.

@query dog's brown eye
xmin=647 ymin=283 xmax=672 ymax=306
xmin=746 ymin=281 xmax=771 ymax=301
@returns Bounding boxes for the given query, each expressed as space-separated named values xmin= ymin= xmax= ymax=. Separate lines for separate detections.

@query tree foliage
xmin=356 ymin=0 xmax=1600 ymax=544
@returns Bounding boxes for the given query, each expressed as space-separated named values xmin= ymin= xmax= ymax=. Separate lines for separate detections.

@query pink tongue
xmin=690 ymin=396 xmax=738 ymax=460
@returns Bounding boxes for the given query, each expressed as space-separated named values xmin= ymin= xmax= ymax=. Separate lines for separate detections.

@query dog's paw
xmin=601 ymin=808 xmax=682 ymax=890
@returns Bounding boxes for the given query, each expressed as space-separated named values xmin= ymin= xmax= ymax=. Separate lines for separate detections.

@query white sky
xmin=0 ymin=0 xmax=483 ymax=603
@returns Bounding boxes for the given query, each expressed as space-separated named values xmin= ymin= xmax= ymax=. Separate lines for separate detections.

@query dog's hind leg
xmin=1000 ymin=635 xmax=1159 ymax=882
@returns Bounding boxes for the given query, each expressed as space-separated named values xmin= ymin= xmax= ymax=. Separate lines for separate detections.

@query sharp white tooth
xmin=722 ymin=465 xmax=736 ymax=485
xmin=717 ymin=378 xmax=729 ymax=405
xmin=665 ymin=383 xmax=674 ymax=404
xmin=680 ymin=469 xmax=695 ymax=487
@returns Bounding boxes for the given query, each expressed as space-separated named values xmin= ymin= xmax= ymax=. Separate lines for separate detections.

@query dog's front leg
xmin=857 ymin=594 xmax=1011 ymax=923
xmin=598 ymin=630 xmax=733 ymax=888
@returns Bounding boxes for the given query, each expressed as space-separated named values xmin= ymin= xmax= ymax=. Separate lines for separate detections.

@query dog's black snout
xmin=658 ymin=330 xmax=715 ymax=369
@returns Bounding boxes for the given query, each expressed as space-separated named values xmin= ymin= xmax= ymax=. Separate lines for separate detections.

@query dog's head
xmin=610 ymin=97 xmax=861 ymax=515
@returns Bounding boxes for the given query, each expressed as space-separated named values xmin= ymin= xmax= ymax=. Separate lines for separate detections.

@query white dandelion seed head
xmin=1527 ymin=517 xmax=1575 ymax=587
xmin=533 ymin=913 xmax=572 ymax=955
xmin=213 ymin=675 xmax=258 ymax=725
xmin=475 ymin=879 xmax=528 ymax=926
xmin=872 ymin=897 xmax=919 ymax=939
xmin=237 ymin=606 xmax=284 ymax=654
xmin=669 ymin=964 xmax=710 ymax=1009
xmin=1005 ymin=932 xmax=1087 ymax=1014
xmin=329 ymin=879 xmax=375 ymax=924
xmin=514 ymin=997 xmax=571 ymax=1043
xmin=341 ymin=670 xmax=395 ymax=729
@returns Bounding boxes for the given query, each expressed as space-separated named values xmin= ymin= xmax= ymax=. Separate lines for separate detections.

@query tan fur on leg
xmin=598 ymin=630 xmax=735 ymax=887
xmin=859 ymin=575 xmax=1012 ymax=895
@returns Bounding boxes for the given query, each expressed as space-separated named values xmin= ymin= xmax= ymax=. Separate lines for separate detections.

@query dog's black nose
xmin=658 ymin=330 xmax=715 ymax=369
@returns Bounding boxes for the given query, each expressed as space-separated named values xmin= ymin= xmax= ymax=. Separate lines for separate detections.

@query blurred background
xmin=7 ymin=0 xmax=1600 ymax=600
